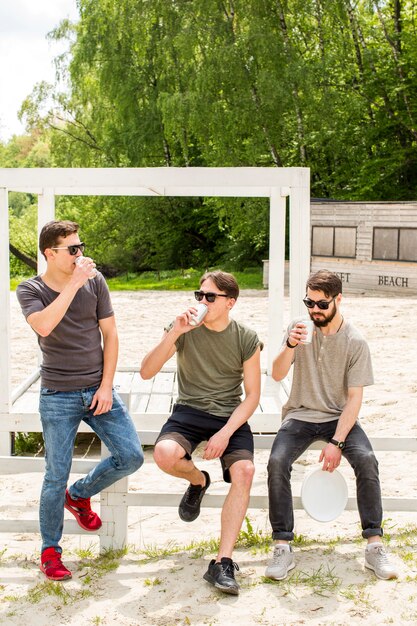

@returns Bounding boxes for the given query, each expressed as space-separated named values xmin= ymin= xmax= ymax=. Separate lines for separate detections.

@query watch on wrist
xmin=330 ymin=438 xmax=346 ymax=450
xmin=286 ymin=338 xmax=296 ymax=349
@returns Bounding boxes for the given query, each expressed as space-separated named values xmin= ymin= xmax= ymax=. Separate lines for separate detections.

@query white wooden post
xmin=99 ymin=442 xmax=129 ymax=552
xmin=267 ymin=189 xmax=287 ymax=373
xmin=0 ymin=187 xmax=11 ymax=454
xmin=289 ymin=183 xmax=311 ymax=319
xmin=37 ymin=189 xmax=55 ymax=273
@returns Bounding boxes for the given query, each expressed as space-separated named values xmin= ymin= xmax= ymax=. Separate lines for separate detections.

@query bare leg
xmin=217 ymin=460 xmax=255 ymax=560
xmin=153 ymin=440 xmax=206 ymax=486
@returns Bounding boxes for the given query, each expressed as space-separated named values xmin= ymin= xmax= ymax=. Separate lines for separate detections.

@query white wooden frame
xmin=0 ymin=166 xmax=310 ymax=549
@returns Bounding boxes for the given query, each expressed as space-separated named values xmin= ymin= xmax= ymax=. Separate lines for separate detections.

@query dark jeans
xmin=267 ymin=418 xmax=383 ymax=541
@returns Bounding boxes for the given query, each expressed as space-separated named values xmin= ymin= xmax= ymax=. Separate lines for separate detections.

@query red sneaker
xmin=64 ymin=489 xmax=102 ymax=531
xmin=40 ymin=547 xmax=72 ymax=581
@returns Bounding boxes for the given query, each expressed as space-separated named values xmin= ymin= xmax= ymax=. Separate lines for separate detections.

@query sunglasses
xmin=50 ymin=243 xmax=85 ymax=256
xmin=194 ymin=290 xmax=229 ymax=303
xmin=303 ymin=295 xmax=336 ymax=310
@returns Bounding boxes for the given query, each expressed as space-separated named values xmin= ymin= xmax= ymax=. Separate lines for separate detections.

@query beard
xmin=309 ymin=304 xmax=337 ymax=327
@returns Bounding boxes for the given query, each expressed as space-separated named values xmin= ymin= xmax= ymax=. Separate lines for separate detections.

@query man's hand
xmin=319 ymin=443 xmax=342 ymax=472
xmin=203 ymin=430 xmax=230 ymax=460
xmin=90 ymin=385 xmax=113 ymax=415
xmin=287 ymin=322 xmax=310 ymax=347
xmin=172 ymin=307 xmax=203 ymax=334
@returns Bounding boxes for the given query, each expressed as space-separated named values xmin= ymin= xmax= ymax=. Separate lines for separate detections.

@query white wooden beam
xmin=37 ymin=188 xmax=55 ymax=274
xmin=0 ymin=187 xmax=11 ymax=455
xmin=267 ymin=189 xmax=286 ymax=373
xmin=289 ymin=182 xmax=311 ymax=319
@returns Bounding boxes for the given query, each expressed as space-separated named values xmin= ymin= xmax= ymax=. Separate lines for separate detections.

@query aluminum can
xmin=300 ymin=319 xmax=314 ymax=344
xmin=189 ymin=303 xmax=208 ymax=326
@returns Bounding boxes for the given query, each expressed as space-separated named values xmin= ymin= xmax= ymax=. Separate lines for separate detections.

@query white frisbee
xmin=301 ymin=468 xmax=348 ymax=522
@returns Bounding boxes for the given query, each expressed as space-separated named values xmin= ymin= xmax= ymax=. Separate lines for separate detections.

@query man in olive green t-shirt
xmin=140 ymin=271 xmax=261 ymax=596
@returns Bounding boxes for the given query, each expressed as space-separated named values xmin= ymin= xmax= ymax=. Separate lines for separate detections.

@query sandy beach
xmin=2 ymin=289 xmax=417 ymax=625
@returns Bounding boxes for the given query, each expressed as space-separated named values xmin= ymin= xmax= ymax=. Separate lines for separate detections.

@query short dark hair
xmin=39 ymin=220 xmax=79 ymax=259
xmin=200 ymin=270 xmax=239 ymax=300
xmin=306 ymin=270 xmax=342 ymax=298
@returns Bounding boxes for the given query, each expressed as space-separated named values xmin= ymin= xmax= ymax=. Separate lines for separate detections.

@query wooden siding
xmin=311 ymin=202 xmax=417 ymax=294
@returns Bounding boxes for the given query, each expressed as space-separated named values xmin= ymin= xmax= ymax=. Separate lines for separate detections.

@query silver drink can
xmin=189 ymin=303 xmax=208 ymax=326
xmin=300 ymin=319 xmax=315 ymax=344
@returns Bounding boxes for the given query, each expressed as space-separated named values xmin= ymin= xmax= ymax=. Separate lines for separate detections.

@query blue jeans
xmin=267 ymin=418 xmax=383 ymax=541
xmin=39 ymin=385 xmax=144 ymax=552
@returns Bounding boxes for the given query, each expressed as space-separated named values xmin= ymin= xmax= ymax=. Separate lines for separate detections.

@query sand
xmin=1 ymin=289 xmax=417 ymax=625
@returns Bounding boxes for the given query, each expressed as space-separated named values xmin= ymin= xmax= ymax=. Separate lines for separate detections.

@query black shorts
xmin=155 ymin=403 xmax=254 ymax=483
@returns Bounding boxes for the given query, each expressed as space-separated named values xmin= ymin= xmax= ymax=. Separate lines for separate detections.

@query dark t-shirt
xmin=16 ymin=273 xmax=114 ymax=391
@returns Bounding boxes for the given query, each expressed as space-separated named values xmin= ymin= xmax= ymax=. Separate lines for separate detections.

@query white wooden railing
xmin=1 ymin=368 xmax=417 ymax=551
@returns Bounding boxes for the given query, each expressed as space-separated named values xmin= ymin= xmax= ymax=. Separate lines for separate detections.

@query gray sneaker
xmin=265 ymin=545 xmax=295 ymax=580
xmin=365 ymin=544 xmax=398 ymax=580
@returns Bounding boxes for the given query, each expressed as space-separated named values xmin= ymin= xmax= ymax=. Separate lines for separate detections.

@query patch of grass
xmin=27 ymin=581 xmax=92 ymax=605
xmin=77 ymin=547 xmax=127 ymax=583
xmin=262 ymin=564 xmax=341 ymax=597
xmin=236 ymin=516 xmax=271 ymax=553
xmin=106 ymin=267 xmax=263 ymax=291
xmin=141 ymin=541 xmax=182 ymax=560
xmin=144 ymin=577 xmax=162 ymax=586
xmin=188 ymin=537 xmax=221 ymax=559
xmin=73 ymin=545 xmax=97 ymax=559
xmin=340 ymin=583 xmax=378 ymax=611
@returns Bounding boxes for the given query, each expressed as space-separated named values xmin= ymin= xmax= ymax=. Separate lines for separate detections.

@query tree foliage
xmin=3 ymin=0 xmax=417 ymax=274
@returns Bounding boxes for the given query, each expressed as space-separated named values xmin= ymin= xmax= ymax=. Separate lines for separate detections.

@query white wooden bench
xmin=1 ymin=367 xmax=417 ymax=549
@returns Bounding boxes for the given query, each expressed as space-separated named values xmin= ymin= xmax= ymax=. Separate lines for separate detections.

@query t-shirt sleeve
xmin=242 ymin=328 xmax=262 ymax=362
xmin=95 ymin=274 xmax=114 ymax=320
xmin=16 ymin=280 xmax=45 ymax=319
xmin=347 ymin=339 xmax=374 ymax=388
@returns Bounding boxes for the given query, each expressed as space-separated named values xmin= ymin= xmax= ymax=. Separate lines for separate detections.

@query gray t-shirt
xmin=282 ymin=317 xmax=374 ymax=423
xmin=174 ymin=319 xmax=261 ymax=417
xmin=16 ymin=273 xmax=114 ymax=391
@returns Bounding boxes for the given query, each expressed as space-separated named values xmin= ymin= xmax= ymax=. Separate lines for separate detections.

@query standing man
xmin=140 ymin=271 xmax=261 ymax=595
xmin=17 ymin=220 xmax=143 ymax=581
xmin=266 ymin=270 xmax=398 ymax=581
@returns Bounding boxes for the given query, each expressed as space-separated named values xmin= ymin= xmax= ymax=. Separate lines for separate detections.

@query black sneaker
xmin=203 ymin=558 xmax=240 ymax=595
xmin=178 ymin=471 xmax=210 ymax=522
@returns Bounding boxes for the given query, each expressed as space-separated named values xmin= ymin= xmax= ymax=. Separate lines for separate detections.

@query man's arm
xmin=140 ymin=307 xmax=198 ymax=379
xmin=203 ymin=346 xmax=261 ymax=460
xmin=319 ymin=386 xmax=363 ymax=472
xmin=271 ymin=322 xmax=308 ymax=381
xmin=89 ymin=315 xmax=119 ymax=416
xmin=26 ymin=267 xmax=90 ymax=337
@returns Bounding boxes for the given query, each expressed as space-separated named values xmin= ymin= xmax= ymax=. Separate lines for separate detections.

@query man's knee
xmin=267 ymin=450 xmax=291 ymax=476
xmin=230 ymin=460 xmax=255 ymax=489
xmin=351 ymin=448 xmax=379 ymax=475
xmin=153 ymin=440 xmax=183 ymax=472
xmin=119 ymin=443 xmax=144 ymax=474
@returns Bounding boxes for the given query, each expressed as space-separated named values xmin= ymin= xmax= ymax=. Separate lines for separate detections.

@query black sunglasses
xmin=194 ymin=290 xmax=229 ymax=303
xmin=50 ymin=243 xmax=85 ymax=256
xmin=303 ymin=295 xmax=336 ymax=310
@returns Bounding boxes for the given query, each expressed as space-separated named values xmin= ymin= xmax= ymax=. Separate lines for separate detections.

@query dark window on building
xmin=312 ymin=226 xmax=356 ymax=258
xmin=373 ymin=228 xmax=417 ymax=262
xmin=399 ymin=229 xmax=417 ymax=262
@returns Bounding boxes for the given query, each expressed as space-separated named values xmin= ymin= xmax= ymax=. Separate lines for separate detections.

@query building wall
xmin=311 ymin=202 xmax=417 ymax=294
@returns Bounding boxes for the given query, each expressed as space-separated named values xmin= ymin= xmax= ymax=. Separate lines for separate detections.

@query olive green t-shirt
xmin=282 ymin=318 xmax=374 ymax=423
xmin=174 ymin=319 xmax=261 ymax=417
